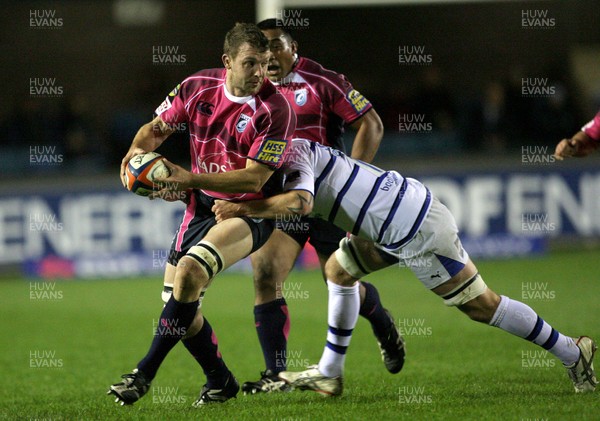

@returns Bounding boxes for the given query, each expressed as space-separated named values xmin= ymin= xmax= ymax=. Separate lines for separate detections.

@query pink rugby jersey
xmin=582 ymin=110 xmax=600 ymax=141
xmin=155 ymin=68 xmax=296 ymax=200
xmin=274 ymin=57 xmax=372 ymax=151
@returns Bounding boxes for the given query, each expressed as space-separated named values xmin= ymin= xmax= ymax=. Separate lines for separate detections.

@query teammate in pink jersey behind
xmin=107 ymin=23 xmax=296 ymax=407
xmin=555 ymin=110 xmax=600 ymax=159
xmin=239 ymin=19 xmax=403 ymax=395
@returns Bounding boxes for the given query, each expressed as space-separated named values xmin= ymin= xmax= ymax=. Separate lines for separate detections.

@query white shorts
xmin=377 ymin=196 xmax=469 ymax=289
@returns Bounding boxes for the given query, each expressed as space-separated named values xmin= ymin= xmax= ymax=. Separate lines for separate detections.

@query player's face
xmin=261 ymin=29 xmax=297 ymax=82
xmin=224 ymin=43 xmax=268 ymax=96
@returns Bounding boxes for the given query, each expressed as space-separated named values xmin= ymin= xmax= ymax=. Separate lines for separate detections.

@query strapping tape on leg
xmin=161 ymin=283 xmax=173 ymax=304
xmin=162 ymin=285 xmax=206 ymax=307
xmin=335 ymin=237 xmax=372 ymax=279
xmin=185 ymin=241 xmax=224 ymax=280
xmin=442 ymin=273 xmax=487 ymax=306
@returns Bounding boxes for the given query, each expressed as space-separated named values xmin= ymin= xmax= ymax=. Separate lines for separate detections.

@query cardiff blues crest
xmin=294 ymin=88 xmax=308 ymax=106
xmin=236 ymin=113 xmax=251 ymax=133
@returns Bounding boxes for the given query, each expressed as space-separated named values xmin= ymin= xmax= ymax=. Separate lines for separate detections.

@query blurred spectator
xmin=373 ymin=82 xmax=412 ymax=132
xmin=465 ymin=80 xmax=516 ymax=152
xmin=59 ymin=94 xmax=107 ymax=172
xmin=530 ymin=82 xmax=578 ymax=145
xmin=412 ymin=66 xmax=457 ymax=133
xmin=3 ymin=97 xmax=61 ymax=147
xmin=503 ymin=66 xmax=531 ymax=148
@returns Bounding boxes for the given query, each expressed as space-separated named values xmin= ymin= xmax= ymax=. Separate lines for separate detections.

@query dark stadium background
xmin=1 ymin=0 xmax=599 ymax=278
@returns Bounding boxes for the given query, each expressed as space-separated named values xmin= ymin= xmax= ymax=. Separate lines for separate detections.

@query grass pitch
xmin=1 ymin=249 xmax=599 ymax=420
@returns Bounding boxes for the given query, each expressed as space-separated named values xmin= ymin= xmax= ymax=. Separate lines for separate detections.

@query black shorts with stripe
xmin=167 ymin=189 xmax=275 ymax=266
xmin=281 ymin=216 xmax=347 ymax=258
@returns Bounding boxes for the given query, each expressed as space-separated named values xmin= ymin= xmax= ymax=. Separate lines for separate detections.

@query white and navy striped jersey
xmin=283 ymin=138 xmax=432 ymax=250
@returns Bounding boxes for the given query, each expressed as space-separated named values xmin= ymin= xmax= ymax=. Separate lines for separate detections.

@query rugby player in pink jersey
xmin=555 ymin=110 xmax=600 ymax=159
xmin=107 ymin=23 xmax=296 ymax=407
xmin=240 ymin=19 xmax=403 ymax=395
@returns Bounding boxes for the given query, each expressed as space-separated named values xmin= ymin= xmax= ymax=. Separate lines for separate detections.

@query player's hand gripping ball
xmin=125 ymin=152 xmax=171 ymax=196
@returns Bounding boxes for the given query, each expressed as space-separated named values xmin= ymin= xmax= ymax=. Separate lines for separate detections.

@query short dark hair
xmin=256 ymin=18 xmax=294 ymax=41
xmin=223 ymin=22 xmax=269 ymax=58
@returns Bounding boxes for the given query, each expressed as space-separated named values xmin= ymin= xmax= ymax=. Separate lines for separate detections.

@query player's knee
xmin=253 ymin=258 xmax=277 ymax=285
xmin=174 ymin=258 xmax=205 ymax=297
xmin=330 ymin=237 xmax=371 ymax=284
xmin=459 ymin=294 xmax=501 ymax=323
xmin=325 ymin=253 xmax=356 ymax=286
xmin=449 ymin=280 xmax=500 ymax=324
xmin=252 ymin=256 xmax=289 ymax=297
xmin=178 ymin=241 xmax=225 ymax=289
xmin=440 ymin=273 xmax=495 ymax=322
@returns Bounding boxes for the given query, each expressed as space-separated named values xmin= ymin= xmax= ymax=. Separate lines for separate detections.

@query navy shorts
xmin=282 ymin=216 xmax=347 ymax=258
xmin=167 ymin=190 xmax=275 ymax=266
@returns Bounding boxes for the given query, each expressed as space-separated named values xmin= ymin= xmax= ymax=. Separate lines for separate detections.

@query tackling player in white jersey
xmin=213 ymin=139 xmax=597 ymax=396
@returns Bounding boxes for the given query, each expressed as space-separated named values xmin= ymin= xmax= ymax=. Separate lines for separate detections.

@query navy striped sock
xmin=490 ymin=295 xmax=579 ymax=365
xmin=318 ymin=281 xmax=360 ymax=377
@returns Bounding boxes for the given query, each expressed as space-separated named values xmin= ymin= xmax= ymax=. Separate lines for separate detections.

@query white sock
xmin=490 ymin=295 xmax=580 ymax=366
xmin=318 ymin=281 xmax=360 ymax=377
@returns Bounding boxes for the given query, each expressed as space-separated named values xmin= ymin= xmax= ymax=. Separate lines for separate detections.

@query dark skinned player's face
xmin=261 ymin=28 xmax=297 ymax=82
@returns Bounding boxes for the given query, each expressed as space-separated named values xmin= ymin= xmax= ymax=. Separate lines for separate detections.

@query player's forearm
xmin=216 ymin=191 xmax=314 ymax=220
xmin=248 ymin=191 xmax=313 ymax=218
xmin=572 ymin=131 xmax=599 ymax=155
xmin=349 ymin=109 xmax=384 ymax=163
xmin=235 ymin=196 xmax=293 ymax=219
xmin=130 ymin=120 xmax=171 ymax=153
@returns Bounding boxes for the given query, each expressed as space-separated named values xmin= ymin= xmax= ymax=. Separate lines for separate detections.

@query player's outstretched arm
xmin=349 ymin=109 xmax=384 ymax=163
xmin=554 ymin=130 xmax=599 ymax=160
xmin=120 ymin=116 xmax=175 ymax=186
xmin=151 ymin=158 xmax=278 ymax=196
xmin=212 ymin=190 xmax=314 ymax=223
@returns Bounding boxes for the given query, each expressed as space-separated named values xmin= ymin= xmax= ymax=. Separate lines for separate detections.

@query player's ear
xmin=291 ymin=41 xmax=298 ymax=55
xmin=222 ymin=54 xmax=232 ymax=70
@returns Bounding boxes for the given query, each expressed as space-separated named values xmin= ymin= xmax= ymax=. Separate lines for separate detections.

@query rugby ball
xmin=125 ymin=152 xmax=171 ymax=196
